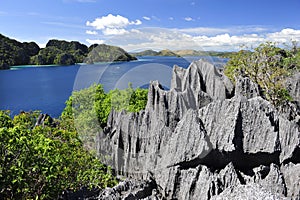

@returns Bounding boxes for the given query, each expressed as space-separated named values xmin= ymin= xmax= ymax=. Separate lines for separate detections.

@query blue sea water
xmin=0 ymin=56 xmax=227 ymax=118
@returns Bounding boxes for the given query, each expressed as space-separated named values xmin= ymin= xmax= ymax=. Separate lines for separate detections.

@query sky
xmin=0 ymin=0 xmax=300 ymax=51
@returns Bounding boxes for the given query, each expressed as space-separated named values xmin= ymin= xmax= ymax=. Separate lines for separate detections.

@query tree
xmin=0 ymin=111 xmax=117 ymax=199
xmin=61 ymin=83 xmax=148 ymax=150
xmin=224 ymin=42 xmax=296 ymax=106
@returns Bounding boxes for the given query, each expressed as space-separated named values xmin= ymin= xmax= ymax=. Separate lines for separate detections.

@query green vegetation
xmin=0 ymin=34 xmax=40 ymax=69
xmin=132 ymin=49 xmax=235 ymax=57
xmin=224 ymin=42 xmax=300 ymax=105
xmin=85 ymin=44 xmax=137 ymax=63
xmin=131 ymin=49 xmax=159 ymax=56
xmin=61 ymin=83 xmax=148 ymax=150
xmin=131 ymin=49 xmax=180 ymax=57
xmin=0 ymin=110 xmax=117 ymax=199
xmin=0 ymin=34 xmax=137 ymax=68
xmin=30 ymin=39 xmax=89 ymax=65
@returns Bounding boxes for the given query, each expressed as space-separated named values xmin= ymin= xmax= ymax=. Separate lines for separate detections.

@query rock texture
xmin=96 ymin=59 xmax=300 ymax=199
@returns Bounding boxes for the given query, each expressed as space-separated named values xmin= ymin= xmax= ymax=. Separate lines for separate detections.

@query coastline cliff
xmin=96 ymin=59 xmax=300 ymax=199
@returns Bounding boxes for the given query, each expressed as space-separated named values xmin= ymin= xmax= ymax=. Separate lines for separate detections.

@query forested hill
xmin=0 ymin=34 xmax=137 ymax=69
xmin=0 ymin=34 xmax=40 ymax=69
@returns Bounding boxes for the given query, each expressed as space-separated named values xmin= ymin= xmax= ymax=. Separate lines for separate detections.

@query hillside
xmin=131 ymin=48 xmax=235 ymax=58
xmin=0 ymin=34 xmax=137 ymax=68
xmin=131 ymin=49 xmax=158 ymax=56
xmin=131 ymin=49 xmax=180 ymax=57
xmin=85 ymin=44 xmax=137 ymax=63
xmin=0 ymin=34 xmax=40 ymax=69
xmin=30 ymin=39 xmax=89 ymax=65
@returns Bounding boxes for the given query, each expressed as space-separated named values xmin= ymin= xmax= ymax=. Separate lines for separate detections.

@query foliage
xmin=0 ymin=111 xmax=117 ymax=199
xmin=46 ymin=39 xmax=88 ymax=53
xmin=85 ymin=44 xmax=137 ymax=63
xmin=0 ymin=34 xmax=40 ymax=69
xmin=30 ymin=46 xmax=77 ymax=65
xmin=224 ymin=42 xmax=299 ymax=105
xmin=60 ymin=84 xmax=148 ymax=150
xmin=0 ymin=33 xmax=138 ymax=68
xmin=46 ymin=39 xmax=89 ymax=64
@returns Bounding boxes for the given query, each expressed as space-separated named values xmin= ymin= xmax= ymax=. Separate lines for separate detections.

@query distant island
xmin=131 ymin=49 xmax=180 ymax=57
xmin=0 ymin=34 xmax=137 ymax=70
xmin=131 ymin=49 xmax=235 ymax=57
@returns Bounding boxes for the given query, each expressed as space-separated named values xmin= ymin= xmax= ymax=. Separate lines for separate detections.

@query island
xmin=131 ymin=48 xmax=236 ymax=58
xmin=131 ymin=49 xmax=180 ymax=57
xmin=0 ymin=33 xmax=137 ymax=69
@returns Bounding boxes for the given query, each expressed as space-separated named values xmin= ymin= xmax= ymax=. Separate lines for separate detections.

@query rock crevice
xmin=96 ymin=60 xmax=300 ymax=200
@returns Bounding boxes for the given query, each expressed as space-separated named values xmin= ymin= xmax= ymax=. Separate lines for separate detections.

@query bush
xmin=224 ymin=42 xmax=298 ymax=106
xmin=60 ymin=84 xmax=148 ymax=150
xmin=0 ymin=111 xmax=117 ymax=199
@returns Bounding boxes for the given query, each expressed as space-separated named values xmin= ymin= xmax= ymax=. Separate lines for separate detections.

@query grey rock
xmin=281 ymin=163 xmax=300 ymax=199
xmin=211 ymin=183 xmax=288 ymax=200
xmin=235 ymin=76 xmax=261 ymax=99
xmin=171 ymin=60 xmax=234 ymax=100
xmin=96 ymin=60 xmax=300 ymax=200
xmin=97 ymin=179 xmax=158 ymax=200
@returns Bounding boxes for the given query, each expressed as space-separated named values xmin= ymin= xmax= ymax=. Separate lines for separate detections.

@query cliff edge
xmin=96 ymin=60 xmax=300 ymax=200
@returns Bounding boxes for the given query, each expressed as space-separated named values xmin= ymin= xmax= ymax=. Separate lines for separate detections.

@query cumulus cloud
xmin=169 ymin=17 xmax=174 ymax=20
xmin=267 ymin=28 xmax=300 ymax=43
xmin=84 ymin=24 xmax=300 ymax=51
xmin=86 ymin=39 xmax=105 ymax=45
xmin=86 ymin=14 xmax=141 ymax=30
xmin=103 ymin=28 xmax=129 ymax=35
xmin=143 ymin=16 xmax=151 ymax=21
xmin=106 ymin=27 xmax=300 ymax=52
xmin=86 ymin=14 xmax=142 ymax=36
xmin=86 ymin=30 xmax=98 ymax=35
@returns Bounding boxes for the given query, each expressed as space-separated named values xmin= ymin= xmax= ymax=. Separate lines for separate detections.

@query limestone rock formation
xmin=96 ymin=59 xmax=300 ymax=199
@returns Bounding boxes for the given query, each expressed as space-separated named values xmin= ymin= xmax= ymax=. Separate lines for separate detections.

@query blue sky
xmin=1 ymin=0 xmax=300 ymax=51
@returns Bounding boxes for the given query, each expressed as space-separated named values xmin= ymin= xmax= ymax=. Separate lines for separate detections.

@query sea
xmin=0 ymin=56 xmax=228 ymax=118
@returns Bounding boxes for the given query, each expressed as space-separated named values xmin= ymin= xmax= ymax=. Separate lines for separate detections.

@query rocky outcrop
xmin=96 ymin=60 xmax=300 ymax=199
xmin=286 ymin=72 xmax=300 ymax=103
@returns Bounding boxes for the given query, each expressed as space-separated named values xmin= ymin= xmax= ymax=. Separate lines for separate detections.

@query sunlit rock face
xmin=97 ymin=60 xmax=300 ymax=200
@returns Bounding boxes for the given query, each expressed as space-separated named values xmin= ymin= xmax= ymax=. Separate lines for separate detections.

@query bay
xmin=0 ymin=56 xmax=227 ymax=118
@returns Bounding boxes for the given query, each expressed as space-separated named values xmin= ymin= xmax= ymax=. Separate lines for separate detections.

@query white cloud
xmin=86 ymin=30 xmax=98 ymax=35
xmin=86 ymin=39 xmax=105 ymax=45
xmin=103 ymin=28 xmax=129 ymax=35
xmin=131 ymin=29 xmax=141 ymax=34
xmin=85 ymin=25 xmax=300 ymax=52
xmin=267 ymin=28 xmax=300 ymax=43
xmin=143 ymin=16 xmax=151 ymax=21
xmin=133 ymin=19 xmax=142 ymax=25
xmin=86 ymin=14 xmax=141 ymax=30
xmin=86 ymin=14 xmax=142 ymax=36
xmin=169 ymin=17 xmax=174 ymax=20
xmin=184 ymin=17 xmax=193 ymax=22
xmin=179 ymin=27 xmax=230 ymax=35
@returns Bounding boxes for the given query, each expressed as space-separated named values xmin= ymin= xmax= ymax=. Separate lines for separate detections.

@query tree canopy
xmin=0 ymin=34 xmax=40 ymax=69
xmin=0 ymin=34 xmax=137 ymax=68
xmin=224 ymin=42 xmax=300 ymax=106
xmin=0 ymin=110 xmax=117 ymax=199
xmin=60 ymin=83 xmax=148 ymax=150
